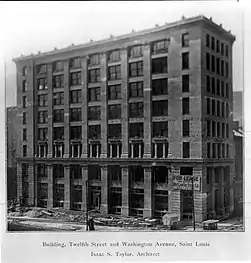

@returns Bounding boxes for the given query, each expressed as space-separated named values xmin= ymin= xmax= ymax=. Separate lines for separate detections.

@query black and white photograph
xmin=1 ymin=0 xmax=250 ymax=262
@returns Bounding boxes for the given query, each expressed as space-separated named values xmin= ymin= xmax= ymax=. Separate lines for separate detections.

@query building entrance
xmin=181 ymin=190 xmax=193 ymax=220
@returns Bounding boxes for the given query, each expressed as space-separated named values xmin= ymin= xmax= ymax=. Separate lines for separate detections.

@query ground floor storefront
xmin=16 ymin=160 xmax=235 ymax=223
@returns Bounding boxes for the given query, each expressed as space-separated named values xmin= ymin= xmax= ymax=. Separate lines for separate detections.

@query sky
xmin=0 ymin=1 xmax=244 ymax=107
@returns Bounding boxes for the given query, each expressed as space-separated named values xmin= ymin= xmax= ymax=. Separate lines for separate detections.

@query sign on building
xmin=172 ymin=175 xmax=201 ymax=191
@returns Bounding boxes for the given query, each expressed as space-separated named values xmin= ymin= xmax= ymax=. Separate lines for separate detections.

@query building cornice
xmin=12 ymin=15 xmax=235 ymax=63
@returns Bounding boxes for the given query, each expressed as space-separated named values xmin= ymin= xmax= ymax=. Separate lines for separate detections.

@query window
xmin=207 ymin=143 xmax=211 ymax=158
xmin=206 ymin=34 xmax=210 ymax=48
xmin=23 ymin=112 xmax=27 ymax=125
xmin=222 ymin=143 xmax=225 ymax=158
xmin=108 ymin=85 xmax=121 ymax=100
xmin=108 ymin=105 xmax=121 ymax=119
xmin=129 ymin=82 xmax=143 ymax=97
xmin=38 ymin=111 xmax=48 ymax=123
xmin=180 ymin=167 xmax=193 ymax=175
xmin=182 ymin=52 xmax=189 ymax=69
xmin=70 ymin=72 xmax=81 ymax=86
xmin=207 ymin=120 xmax=211 ymax=137
xmin=222 ymin=102 xmax=225 ymax=117
xmin=226 ymin=123 xmax=229 ymax=138
xmin=221 ymin=60 xmax=224 ymax=76
xmin=23 ymin=66 xmax=28 ymax=76
xmin=53 ymin=61 xmax=63 ymax=72
xmin=225 ymin=45 xmax=229 ymax=57
xmin=37 ymin=164 xmax=47 ymax=178
xmin=22 ymin=96 xmax=27 ymax=108
xmin=23 ymin=145 xmax=27 ymax=157
xmin=53 ymin=109 xmax=64 ymax=122
xmin=129 ymin=45 xmax=142 ymax=58
xmin=221 ymin=43 xmax=224 ymax=56
xmin=88 ymin=87 xmax=100 ymax=102
xmin=38 ymin=94 xmax=48 ymax=107
xmin=108 ymin=65 xmax=121 ymax=80
xmin=182 ymin=75 xmax=189 ymax=93
xmin=216 ymin=40 xmax=220 ymax=52
xmin=212 ymin=99 xmax=215 ymax=115
xmin=216 ymin=58 xmax=220 ymax=75
xmin=218 ymin=142 xmax=222 ymax=156
xmin=108 ymin=50 xmax=120 ymax=62
xmin=226 ymin=83 xmax=229 ymax=98
xmin=23 ymin=129 xmax=27 ymax=141
xmin=53 ymin=92 xmax=64 ymax=105
xmin=70 ymin=90 xmax=81 ymax=103
xmin=88 ymin=125 xmax=101 ymax=139
xmin=206 ymin=76 xmax=210 ymax=93
xmin=108 ymin=124 xmax=121 ymax=139
xmin=153 ymin=122 xmax=168 ymax=137
xmin=152 ymin=57 xmax=168 ymax=74
xmin=89 ymin=54 xmax=100 ymax=65
xmin=151 ymin=39 xmax=169 ymax=54
xmin=88 ymin=69 xmax=100 ymax=83
xmin=23 ymin=80 xmax=28 ymax=92
xmin=221 ymin=81 xmax=225 ymax=97
xmin=129 ymin=102 xmax=143 ymax=118
xmin=227 ymin=144 xmax=229 ymax=158
xmin=70 ymin=57 xmax=81 ymax=69
xmin=217 ymin=122 xmax=220 ymax=138
xmin=222 ymin=123 xmax=225 ymax=138
xmin=36 ymin=64 xmax=47 ymax=74
xmin=183 ymin=120 xmax=189 ymax=137
xmin=88 ymin=106 xmax=101 ymax=120
xmin=217 ymin=100 xmax=221 ymax=116
xmin=182 ymin=98 xmax=189 ymax=115
xmin=225 ymin=62 xmax=229 ymax=78
xmin=70 ymin=126 xmax=82 ymax=140
xmin=211 ymin=55 xmax=215 ymax=72
xmin=216 ymin=79 xmax=220 ymax=95
xmin=70 ymin=108 xmax=82 ymax=122
xmin=206 ymin=98 xmax=210 ymax=115
xmin=211 ymin=36 xmax=215 ymax=51
xmin=183 ymin=142 xmax=190 ymax=158
xmin=152 ymin=100 xmax=168 ymax=116
xmin=37 ymin=77 xmax=48 ymax=90
xmin=38 ymin=128 xmax=48 ymax=141
xmin=212 ymin=77 xmax=215 ymax=94
xmin=129 ymin=123 xmax=143 ymax=138
xmin=212 ymin=121 xmax=216 ymax=137
xmin=212 ymin=143 xmax=216 ymax=158
xmin=129 ymin=61 xmax=143 ymax=77
xmin=182 ymin=33 xmax=189 ymax=47
xmin=53 ymin=127 xmax=64 ymax=140
xmin=53 ymin=75 xmax=64 ymax=89
xmin=206 ymin=53 xmax=210 ymax=71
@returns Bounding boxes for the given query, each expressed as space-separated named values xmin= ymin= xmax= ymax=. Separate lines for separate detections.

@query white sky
xmin=0 ymin=1 xmax=244 ymax=107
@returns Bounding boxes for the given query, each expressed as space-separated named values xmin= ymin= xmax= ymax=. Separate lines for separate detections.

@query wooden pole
xmin=192 ymin=176 xmax=196 ymax=231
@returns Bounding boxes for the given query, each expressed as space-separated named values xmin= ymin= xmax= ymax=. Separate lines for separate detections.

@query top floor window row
xmin=181 ymin=33 xmax=189 ymax=48
xmin=151 ymin=39 xmax=170 ymax=54
xmin=36 ymin=64 xmax=47 ymax=75
xmin=53 ymin=61 xmax=64 ymax=72
xmin=206 ymin=34 xmax=229 ymax=58
xmin=70 ymin=57 xmax=81 ymax=69
xmin=108 ymin=50 xmax=120 ymax=62
xmin=23 ymin=66 xmax=28 ymax=76
xmin=129 ymin=45 xmax=142 ymax=58
xmin=88 ymin=54 xmax=100 ymax=66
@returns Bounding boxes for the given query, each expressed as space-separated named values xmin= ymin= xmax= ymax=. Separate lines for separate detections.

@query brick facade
xmin=13 ymin=15 xmax=236 ymax=223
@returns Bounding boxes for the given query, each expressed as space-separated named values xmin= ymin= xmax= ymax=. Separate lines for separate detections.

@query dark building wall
xmin=7 ymin=107 xmax=19 ymax=200
xmin=233 ymin=133 xmax=243 ymax=216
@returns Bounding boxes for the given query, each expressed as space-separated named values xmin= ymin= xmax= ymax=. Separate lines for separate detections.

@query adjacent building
xmin=7 ymin=106 xmax=19 ymax=200
xmin=13 ymin=15 xmax=235 ymax=223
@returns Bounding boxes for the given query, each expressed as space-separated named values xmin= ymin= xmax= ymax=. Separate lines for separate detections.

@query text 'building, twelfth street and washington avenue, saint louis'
xmin=12 ymin=15 xmax=235 ymax=224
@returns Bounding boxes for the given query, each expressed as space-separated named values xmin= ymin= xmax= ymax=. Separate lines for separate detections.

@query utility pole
xmin=86 ymin=180 xmax=88 ymax=231
xmin=191 ymin=175 xmax=196 ymax=231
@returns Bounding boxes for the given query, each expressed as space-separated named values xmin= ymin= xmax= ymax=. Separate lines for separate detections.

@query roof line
xmin=13 ymin=15 xmax=235 ymax=62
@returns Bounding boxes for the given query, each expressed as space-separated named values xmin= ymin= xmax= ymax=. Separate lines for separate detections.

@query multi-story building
xmin=13 ymin=15 xmax=235 ymax=223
